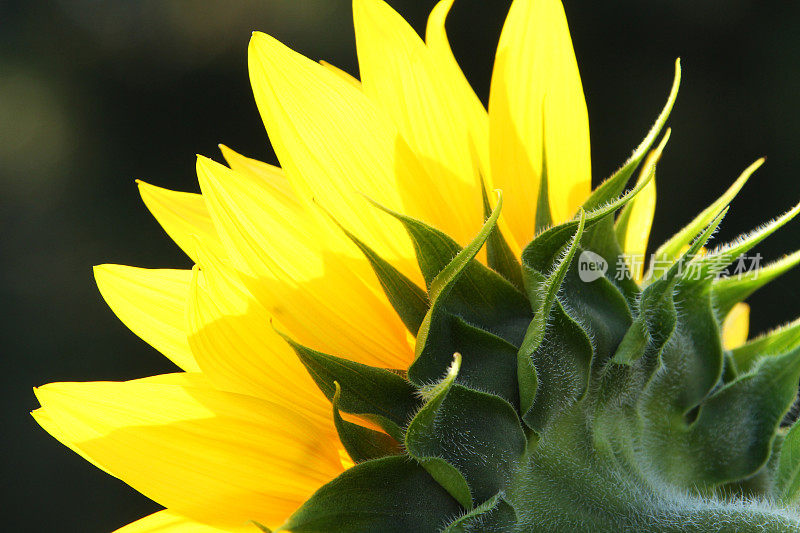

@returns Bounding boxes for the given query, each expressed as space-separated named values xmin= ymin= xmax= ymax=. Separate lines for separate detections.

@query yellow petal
xmin=186 ymin=255 xmax=334 ymax=431
xmin=115 ymin=510 xmax=253 ymax=533
xmin=137 ymin=181 xmax=226 ymax=264
xmin=319 ymin=60 xmax=362 ymax=89
xmin=33 ymin=373 xmax=211 ymax=476
xmin=196 ymin=156 xmax=413 ymax=369
xmin=217 ymin=144 xmax=300 ymax=210
xmin=426 ymin=0 xmax=490 ymax=178
xmin=248 ymin=30 xmax=419 ymax=269
xmin=130 ymin=372 xmax=212 ymax=387
xmin=32 ymin=407 xmax=114 ymax=476
xmin=620 ymin=167 xmax=657 ymax=283
xmin=33 ymin=376 xmax=343 ymax=529
xmin=353 ymin=0 xmax=481 ymax=245
xmin=94 ymin=265 xmax=199 ymax=372
xmin=427 ymin=0 xmax=521 ymax=258
xmin=722 ymin=302 xmax=750 ymax=350
xmin=489 ymin=0 xmax=591 ymax=244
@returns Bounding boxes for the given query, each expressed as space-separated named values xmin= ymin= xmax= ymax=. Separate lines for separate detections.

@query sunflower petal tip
xmin=195 ymin=154 xmax=217 ymax=172
xmin=249 ymin=31 xmax=276 ymax=51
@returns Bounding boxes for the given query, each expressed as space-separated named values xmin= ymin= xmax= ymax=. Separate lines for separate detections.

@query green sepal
xmin=406 ymin=354 xmax=473 ymax=508
xmin=251 ymin=522 xmax=272 ymax=532
xmin=518 ymin=211 xmax=586 ymax=421
xmin=659 ymin=282 xmax=723 ymax=412
xmin=612 ymin=208 xmax=726 ymax=367
xmin=580 ymin=77 xmax=674 ymax=303
xmin=441 ymin=492 xmax=517 ymax=533
xmin=731 ymin=317 xmax=800 ymax=374
xmin=408 ymin=354 xmax=527 ymax=506
xmin=634 ymin=210 xmax=731 ymax=421
xmin=583 ymin=221 xmax=640 ymax=304
xmin=680 ymin=199 xmax=800 ymax=286
xmin=712 ymin=249 xmax=800 ymax=318
xmin=641 ymin=284 xmax=723 ymax=421
xmin=683 ymin=346 xmax=800 ymax=485
xmin=562 ymin=266 xmax=633 ymax=371
xmin=582 ymin=59 xmax=680 ymax=212
xmin=371 ymin=194 xmax=531 ymax=348
xmin=535 ymin=147 xmax=553 ymax=233
xmin=585 ymin=142 xmax=667 ymax=303
xmin=280 ymin=333 xmax=418 ymax=439
xmin=426 ymin=190 xmax=504 ymax=303
xmin=400 ymin=191 xmax=531 ymax=404
xmin=777 ymin=421 xmax=800 ymax=504
xmin=524 ymin=168 xmax=655 ymax=274
xmin=319 ymin=207 xmax=429 ymax=335
xmin=480 ymin=177 xmax=524 ymax=291
xmin=609 ymin=277 xmax=677 ymax=366
xmin=413 ymin=312 xmax=521 ymax=407
xmin=332 ymin=382 xmax=402 ymax=464
xmin=278 ymin=455 xmax=463 ymax=533
xmin=527 ymin=160 xmax=655 ymax=310
xmin=523 ymin=302 xmax=593 ymax=432
xmin=648 ymin=158 xmax=762 ymax=278
xmin=409 ymin=193 xmax=529 ymax=403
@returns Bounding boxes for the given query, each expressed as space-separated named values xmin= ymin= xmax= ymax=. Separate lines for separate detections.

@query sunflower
xmin=34 ymin=0 xmax=800 ymax=531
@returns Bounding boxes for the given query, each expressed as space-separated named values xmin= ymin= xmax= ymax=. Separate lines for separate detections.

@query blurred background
xmin=2 ymin=0 xmax=798 ymax=530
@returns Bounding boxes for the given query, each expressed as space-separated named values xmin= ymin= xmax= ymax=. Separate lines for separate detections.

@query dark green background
xmin=2 ymin=1 xmax=798 ymax=531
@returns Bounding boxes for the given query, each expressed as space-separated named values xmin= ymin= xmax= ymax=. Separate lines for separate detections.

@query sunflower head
xmin=275 ymin=125 xmax=800 ymax=532
xmin=32 ymin=0 xmax=800 ymax=531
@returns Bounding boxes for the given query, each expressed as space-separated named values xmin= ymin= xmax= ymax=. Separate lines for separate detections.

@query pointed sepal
xmin=406 ymin=354 xmax=527 ymax=506
xmin=481 ymin=178 xmax=524 ymax=291
xmin=713 ymin=250 xmax=800 ymax=318
xmin=731 ymin=317 xmax=800 ymax=374
xmin=681 ymin=199 xmax=800 ymax=285
xmin=405 ymin=354 xmax=473 ymax=508
xmin=582 ymin=59 xmax=680 ymax=211
xmin=332 ymin=382 xmax=402 ymax=463
xmin=279 ymin=333 xmax=418 ymax=439
xmin=518 ymin=211 xmax=591 ymax=430
xmin=612 ymin=207 xmax=727 ymax=367
xmin=278 ymin=455 xmax=463 ymax=532
xmin=649 ymin=159 xmax=763 ymax=275
xmin=322 ymin=208 xmax=429 ymax=335
xmin=685 ymin=346 xmax=800 ymax=485
xmin=404 ymin=192 xmax=532 ymax=404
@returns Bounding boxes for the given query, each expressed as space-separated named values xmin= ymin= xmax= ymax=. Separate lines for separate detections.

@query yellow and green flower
xmin=33 ymin=0 xmax=800 ymax=531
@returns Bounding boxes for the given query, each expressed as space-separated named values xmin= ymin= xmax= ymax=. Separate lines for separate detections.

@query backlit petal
xmin=489 ymin=0 xmax=591 ymax=244
xmin=723 ymin=302 xmax=750 ymax=350
xmin=94 ymin=265 xmax=198 ymax=372
xmin=426 ymin=0 xmax=490 ymax=177
xmin=354 ymin=0 xmax=482 ymax=245
xmin=186 ymin=255 xmax=334 ymax=431
xmin=217 ymin=145 xmax=300 ymax=209
xmin=248 ymin=30 xmax=419 ymax=270
xmin=196 ymin=156 xmax=413 ymax=368
xmin=138 ymin=181 xmax=226 ymax=264
xmin=115 ymin=510 xmax=253 ymax=533
xmin=33 ymin=376 xmax=343 ymax=529
xmin=620 ymin=169 xmax=657 ymax=283
xmin=319 ymin=60 xmax=362 ymax=89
